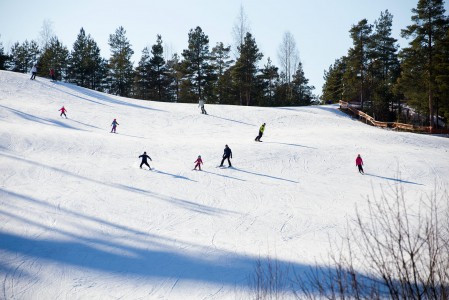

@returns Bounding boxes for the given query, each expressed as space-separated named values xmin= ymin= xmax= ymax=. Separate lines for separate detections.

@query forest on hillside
xmin=0 ymin=0 xmax=448 ymax=129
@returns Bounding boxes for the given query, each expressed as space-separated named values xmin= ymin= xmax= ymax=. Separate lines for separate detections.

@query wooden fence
xmin=339 ymin=100 xmax=436 ymax=133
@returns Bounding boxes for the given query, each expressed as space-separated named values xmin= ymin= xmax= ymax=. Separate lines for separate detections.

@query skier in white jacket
xmin=198 ymin=99 xmax=207 ymax=115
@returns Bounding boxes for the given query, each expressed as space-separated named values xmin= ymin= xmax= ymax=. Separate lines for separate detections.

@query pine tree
xmin=347 ymin=19 xmax=372 ymax=109
xmin=37 ymin=37 xmax=69 ymax=81
xmin=68 ymin=28 xmax=105 ymax=90
xmin=108 ymin=26 xmax=134 ymax=97
xmin=322 ymin=57 xmax=347 ymax=103
xmin=165 ymin=53 xmax=183 ymax=102
xmin=181 ymin=26 xmax=211 ymax=102
xmin=400 ymin=0 xmax=449 ymax=128
xmin=210 ymin=42 xmax=233 ymax=103
xmin=435 ymin=28 xmax=449 ymax=125
xmin=0 ymin=40 xmax=9 ymax=70
xmin=149 ymin=35 xmax=166 ymax=101
xmin=232 ymin=32 xmax=263 ymax=106
xmin=259 ymin=57 xmax=279 ymax=106
xmin=9 ymin=40 xmax=40 ymax=73
xmin=134 ymin=46 xmax=151 ymax=100
xmin=291 ymin=61 xmax=315 ymax=106
xmin=368 ymin=10 xmax=400 ymax=121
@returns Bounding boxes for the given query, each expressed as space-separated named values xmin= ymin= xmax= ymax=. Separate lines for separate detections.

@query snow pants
xmin=220 ymin=156 xmax=232 ymax=167
xmin=357 ymin=165 xmax=364 ymax=174
xmin=194 ymin=163 xmax=202 ymax=170
xmin=140 ymin=161 xmax=151 ymax=169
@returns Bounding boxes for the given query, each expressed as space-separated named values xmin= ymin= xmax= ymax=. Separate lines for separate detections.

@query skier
xmin=219 ymin=144 xmax=232 ymax=167
xmin=356 ymin=154 xmax=364 ymax=174
xmin=50 ymin=68 xmax=55 ymax=81
xmin=255 ymin=123 xmax=266 ymax=142
xmin=198 ymin=99 xmax=207 ymax=115
xmin=194 ymin=155 xmax=203 ymax=170
xmin=139 ymin=151 xmax=152 ymax=170
xmin=59 ymin=106 xmax=68 ymax=118
xmin=30 ymin=65 xmax=37 ymax=80
xmin=111 ymin=118 xmax=119 ymax=133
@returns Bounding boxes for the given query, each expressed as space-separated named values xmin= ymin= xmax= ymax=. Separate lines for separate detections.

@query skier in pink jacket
xmin=355 ymin=154 xmax=364 ymax=174
xmin=194 ymin=155 xmax=203 ymax=170
xmin=59 ymin=106 xmax=67 ymax=118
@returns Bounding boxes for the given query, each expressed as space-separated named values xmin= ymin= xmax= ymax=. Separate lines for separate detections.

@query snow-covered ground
xmin=0 ymin=70 xmax=448 ymax=299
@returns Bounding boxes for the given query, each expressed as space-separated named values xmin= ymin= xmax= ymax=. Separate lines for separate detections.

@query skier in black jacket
xmin=219 ymin=144 xmax=232 ymax=167
xmin=139 ymin=151 xmax=152 ymax=170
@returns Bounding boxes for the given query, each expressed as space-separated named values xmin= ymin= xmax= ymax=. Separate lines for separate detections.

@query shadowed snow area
xmin=0 ymin=70 xmax=448 ymax=299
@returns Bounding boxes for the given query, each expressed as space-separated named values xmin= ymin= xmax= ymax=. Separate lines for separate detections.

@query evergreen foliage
xmin=149 ymin=35 xmax=167 ymax=101
xmin=9 ymin=40 xmax=40 ymax=73
xmin=108 ymin=26 xmax=134 ymax=97
xmin=37 ymin=37 xmax=69 ymax=81
xmin=181 ymin=26 xmax=212 ymax=102
xmin=400 ymin=0 xmax=449 ymax=128
xmin=0 ymin=41 xmax=9 ymax=70
xmin=232 ymin=32 xmax=263 ymax=106
xmin=68 ymin=28 xmax=106 ymax=90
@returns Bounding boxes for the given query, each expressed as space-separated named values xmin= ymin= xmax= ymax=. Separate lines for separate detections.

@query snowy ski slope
xmin=1 ymin=70 xmax=448 ymax=299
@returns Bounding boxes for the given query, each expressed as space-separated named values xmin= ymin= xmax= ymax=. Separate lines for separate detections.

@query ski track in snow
xmin=0 ymin=71 xmax=448 ymax=299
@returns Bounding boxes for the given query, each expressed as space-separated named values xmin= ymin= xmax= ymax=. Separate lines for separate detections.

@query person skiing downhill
xmin=356 ymin=154 xmax=364 ymax=174
xmin=219 ymin=145 xmax=232 ymax=167
xmin=255 ymin=123 xmax=266 ymax=142
xmin=111 ymin=118 xmax=119 ymax=133
xmin=139 ymin=151 xmax=152 ymax=170
xmin=59 ymin=106 xmax=67 ymax=118
xmin=194 ymin=155 xmax=203 ymax=170
xmin=30 ymin=65 xmax=37 ymax=80
xmin=198 ymin=99 xmax=207 ymax=115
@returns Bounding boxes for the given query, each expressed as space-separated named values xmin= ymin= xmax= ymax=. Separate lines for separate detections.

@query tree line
xmin=322 ymin=0 xmax=449 ymax=129
xmin=0 ymin=19 xmax=315 ymax=107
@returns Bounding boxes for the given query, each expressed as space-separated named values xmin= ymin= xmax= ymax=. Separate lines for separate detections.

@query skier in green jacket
xmin=255 ymin=123 xmax=266 ymax=142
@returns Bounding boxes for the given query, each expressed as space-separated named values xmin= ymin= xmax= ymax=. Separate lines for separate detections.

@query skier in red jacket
xmin=355 ymin=154 xmax=364 ymax=174
xmin=59 ymin=106 xmax=67 ymax=118
xmin=194 ymin=155 xmax=203 ymax=170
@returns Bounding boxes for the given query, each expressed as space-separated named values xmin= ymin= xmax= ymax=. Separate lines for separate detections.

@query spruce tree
xmin=108 ymin=26 xmax=134 ymax=97
xmin=259 ymin=57 xmax=279 ymax=106
xmin=291 ymin=61 xmax=315 ymax=106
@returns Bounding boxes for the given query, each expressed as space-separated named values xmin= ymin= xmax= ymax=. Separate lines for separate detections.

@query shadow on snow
xmin=364 ymin=173 xmax=424 ymax=185
xmin=43 ymin=81 xmax=167 ymax=112
xmin=0 ymin=187 xmax=384 ymax=293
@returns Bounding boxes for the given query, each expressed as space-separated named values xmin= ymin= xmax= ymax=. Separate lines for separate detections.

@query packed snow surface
xmin=1 ymin=70 xmax=448 ymax=299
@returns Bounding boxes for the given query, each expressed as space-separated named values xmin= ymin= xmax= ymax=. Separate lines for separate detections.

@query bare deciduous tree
xmin=38 ymin=19 xmax=55 ymax=50
xmin=232 ymin=4 xmax=251 ymax=58
xmin=277 ymin=31 xmax=299 ymax=85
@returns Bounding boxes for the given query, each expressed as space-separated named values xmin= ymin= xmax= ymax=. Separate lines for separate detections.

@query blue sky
xmin=1 ymin=0 xmax=448 ymax=93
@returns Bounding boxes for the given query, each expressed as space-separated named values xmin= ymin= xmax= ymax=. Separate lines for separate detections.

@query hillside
xmin=1 ymin=70 xmax=448 ymax=299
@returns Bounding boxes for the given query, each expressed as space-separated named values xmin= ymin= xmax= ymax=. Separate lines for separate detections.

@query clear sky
xmin=1 ymin=0 xmax=448 ymax=94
